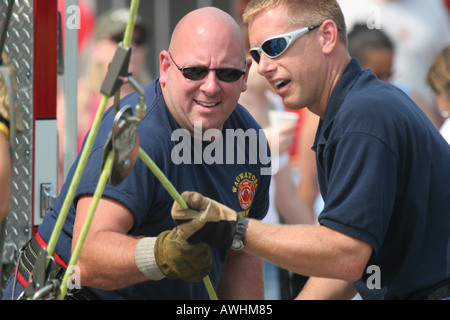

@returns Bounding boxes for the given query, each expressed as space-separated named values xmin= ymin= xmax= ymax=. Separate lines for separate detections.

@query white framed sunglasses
xmin=249 ymin=23 xmax=322 ymax=64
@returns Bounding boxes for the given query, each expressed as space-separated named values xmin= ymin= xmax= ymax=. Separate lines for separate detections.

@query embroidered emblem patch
xmin=238 ymin=179 xmax=255 ymax=210
xmin=232 ymin=172 xmax=259 ymax=214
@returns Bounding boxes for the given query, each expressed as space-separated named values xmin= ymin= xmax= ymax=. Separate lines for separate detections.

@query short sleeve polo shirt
xmin=313 ymin=58 xmax=450 ymax=299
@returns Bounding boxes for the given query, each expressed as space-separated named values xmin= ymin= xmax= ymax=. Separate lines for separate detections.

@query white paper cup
xmin=268 ymin=110 xmax=299 ymax=128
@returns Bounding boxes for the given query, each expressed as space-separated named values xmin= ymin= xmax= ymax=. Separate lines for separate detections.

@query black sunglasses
xmin=249 ymin=24 xmax=322 ymax=64
xmin=169 ymin=52 xmax=246 ymax=83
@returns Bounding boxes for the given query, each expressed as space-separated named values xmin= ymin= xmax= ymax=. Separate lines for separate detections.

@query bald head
xmin=159 ymin=7 xmax=251 ymax=137
xmin=169 ymin=7 xmax=246 ymax=61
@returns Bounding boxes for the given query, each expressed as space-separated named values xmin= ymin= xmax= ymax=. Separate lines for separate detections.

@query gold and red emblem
xmin=238 ymin=179 xmax=255 ymax=210
xmin=232 ymin=172 xmax=259 ymax=215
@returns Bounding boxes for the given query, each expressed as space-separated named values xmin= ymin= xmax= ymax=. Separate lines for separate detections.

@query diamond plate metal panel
xmin=1 ymin=0 xmax=34 ymax=292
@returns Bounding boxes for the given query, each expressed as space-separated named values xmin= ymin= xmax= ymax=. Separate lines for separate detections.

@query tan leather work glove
xmin=154 ymin=228 xmax=212 ymax=282
xmin=172 ymin=191 xmax=249 ymax=250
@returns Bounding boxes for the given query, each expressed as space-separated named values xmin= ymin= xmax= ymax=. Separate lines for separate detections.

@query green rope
xmin=122 ymin=0 xmax=139 ymax=48
xmin=57 ymin=148 xmax=218 ymax=300
xmin=46 ymin=95 xmax=110 ymax=260
xmin=138 ymin=148 xmax=218 ymax=300
xmin=46 ymin=1 xmax=142 ymax=261
xmin=59 ymin=153 xmax=114 ymax=299
xmin=138 ymin=149 xmax=186 ymax=210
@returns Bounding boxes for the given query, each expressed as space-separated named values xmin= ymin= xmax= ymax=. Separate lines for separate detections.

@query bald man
xmin=2 ymin=7 xmax=271 ymax=300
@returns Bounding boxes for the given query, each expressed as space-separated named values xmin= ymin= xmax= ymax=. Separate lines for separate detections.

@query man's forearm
xmin=243 ymin=219 xmax=372 ymax=282
xmin=74 ymin=196 xmax=150 ymax=290
xmin=217 ymin=250 xmax=264 ymax=300
xmin=76 ymin=231 xmax=149 ymax=290
xmin=296 ymin=277 xmax=357 ymax=300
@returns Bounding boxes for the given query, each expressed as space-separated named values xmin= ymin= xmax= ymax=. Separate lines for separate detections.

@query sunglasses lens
xmin=262 ymin=37 xmax=288 ymax=57
xmin=182 ymin=67 xmax=243 ymax=82
xmin=182 ymin=67 xmax=209 ymax=80
xmin=249 ymin=50 xmax=261 ymax=64
xmin=216 ymin=69 xmax=244 ymax=82
xmin=133 ymin=36 xmax=146 ymax=46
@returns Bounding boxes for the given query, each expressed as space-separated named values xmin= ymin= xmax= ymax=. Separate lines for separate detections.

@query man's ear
xmin=159 ymin=50 xmax=171 ymax=85
xmin=241 ymin=58 xmax=253 ymax=93
xmin=320 ymin=19 xmax=339 ymax=55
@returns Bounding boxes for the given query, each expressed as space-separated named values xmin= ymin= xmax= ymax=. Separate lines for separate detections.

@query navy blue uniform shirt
xmin=313 ymin=58 xmax=450 ymax=300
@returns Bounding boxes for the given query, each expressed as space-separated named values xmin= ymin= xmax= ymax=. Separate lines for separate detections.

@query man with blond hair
xmin=172 ymin=0 xmax=450 ymax=300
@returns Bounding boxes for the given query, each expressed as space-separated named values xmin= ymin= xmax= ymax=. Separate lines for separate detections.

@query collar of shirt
xmin=312 ymin=58 xmax=362 ymax=151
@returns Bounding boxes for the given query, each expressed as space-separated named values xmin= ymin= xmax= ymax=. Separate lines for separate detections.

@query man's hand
xmin=135 ymin=228 xmax=212 ymax=282
xmin=171 ymin=191 xmax=248 ymax=249
xmin=154 ymin=228 xmax=212 ymax=282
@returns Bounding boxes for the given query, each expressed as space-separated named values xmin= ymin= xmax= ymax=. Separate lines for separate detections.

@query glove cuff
xmin=135 ymin=237 xmax=165 ymax=281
